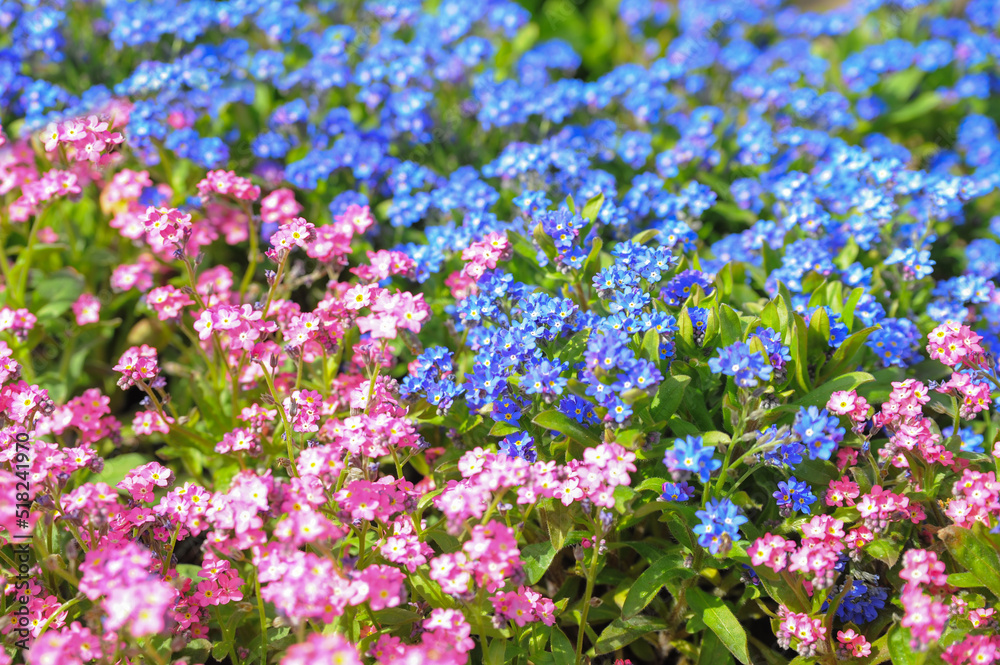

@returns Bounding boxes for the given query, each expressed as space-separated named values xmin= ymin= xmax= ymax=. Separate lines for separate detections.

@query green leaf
xmin=807 ymin=308 xmax=831 ymax=355
xmin=889 ymin=91 xmax=940 ymax=124
xmin=939 ymin=523 xmax=1000 ymax=597
xmin=841 ymin=286 xmax=865 ymax=331
xmin=641 ymin=328 xmax=660 ymax=363
xmin=582 ymin=193 xmax=605 ymax=223
xmin=686 ymin=588 xmax=750 ymax=664
xmin=649 ymin=375 xmax=691 ymax=423
xmin=759 ymin=300 xmax=781 ymax=336
xmin=866 ymin=537 xmax=903 ymax=568
xmin=789 ymin=313 xmax=811 ymax=392
xmin=756 ymin=571 xmax=810 ymax=614
xmin=532 ymin=223 xmax=558 ymax=263
xmin=784 ymin=372 xmax=876 ymax=411
xmin=668 ymin=414 xmax=701 ymax=437
xmin=372 ymin=607 xmax=422 ymax=625
xmin=664 ymin=512 xmax=695 ymax=552
xmin=594 ymin=616 xmax=667 ymax=655
xmin=521 ymin=541 xmax=558 ymax=585
xmin=699 ymin=630 xmax=736 ymax=665
xmin=946 ymin=572 xmax=983 ymax=588
xmin=211 ymin=639 xmax=235 ymax=663
xmin=818 ymin=326 xmax=878 ymax=384
xmin=88 ymin=453 xmax=152 ymax=487
xmin=632 ymin=228 xmax=659 ymax=245
xmin=636 ymin=477 xmax=667 ymax=493
xmin=190 ymin=376 xmax=230 ymax=438
xmin=532 ymin=409 xmax=601 ymax=447
xmin=550 ymin=625 xmax=575 ymax=662
xmin=719 ymin=304 xmax=743 ymax=347
xmin=583 ymin=237 xmax=604 ymax=281
xmin=489 ymin=421 xmax=521 ymax=437
xmin=887 ymin=626 xmax=916 ymax=665
xmin=712 ymin=202 xmax=755 ymax=224
xmin=545 ymin=508 xmax=574 ymax=552
xmin=622 ymin=554 xmax=690 ymax=618
xmin=791 ymin=458 xmax=841 ymax=487
xmin=678 ymin=308 xmax=695 ymax=348
xmin=30 ymin=270 xmax=84 ymax=321
xmin=485 ymin=637 xmax=506 ymax=665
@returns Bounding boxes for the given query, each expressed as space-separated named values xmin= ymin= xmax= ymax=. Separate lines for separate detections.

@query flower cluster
xmin=5 ymin=0 xmax=1000 ymax=663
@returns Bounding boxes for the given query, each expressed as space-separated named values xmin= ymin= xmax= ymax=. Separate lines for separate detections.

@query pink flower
xmin=132 ymin=409 xmax=172 ymax=435
xmin=776 ymin=606 xmax=826 ymax=656
xmin=110 ymin=255 xmax=158 ymax=293
xmin=748 ymin=533 xmax=795 ymax=572
xmin=461 ymin=232 xmax=511 ymax=280
xmin=825 ymin=476 xmax=860 ymax=507
xmin=112 ymin=344 xmax=160 ymax=389
xmin=280 ymin=633 xmax=361 ymax=665
xmin=0 ymin=307 xmax=37 ymax=341
xmin=196 ymin=169 xmax=261 ymax=201
xmin=141 ymin=206 xmax=193 ymax=246
xmin=334 ymin=204 xmax=375 ymax=236
xmin=356 ymin=565 xmax=406 ymax=611
xmin=260 ymin=188 xmax=302 ymax=224
xmin=900 ymin=549 xmax=948 ymax=589
xmin=837 ymin=629 xmax=872 ymax=658
xmin=146 ymin=285 xmax=194 ymax=321
xmin=901 ymin=585 xmax=948 ymax=645
xmin=344 ymin=284 xmax=376 ymax=310
xmin=927 ymin=321 xmax=985 ymax=368
xmin=72 ymin=293 xmax=102 ymax=326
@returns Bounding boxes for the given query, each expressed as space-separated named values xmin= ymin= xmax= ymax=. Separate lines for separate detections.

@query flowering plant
xmin=3 ymin=1 xmax=1000 ymax=664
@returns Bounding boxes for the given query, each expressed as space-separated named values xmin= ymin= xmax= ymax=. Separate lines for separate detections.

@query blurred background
xmin=511 ymin=0 xmax=850 ymax=78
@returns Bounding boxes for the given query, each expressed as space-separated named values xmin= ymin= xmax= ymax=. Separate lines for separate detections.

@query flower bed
xmin=2 ymin=1 xmax=1000 ymax=664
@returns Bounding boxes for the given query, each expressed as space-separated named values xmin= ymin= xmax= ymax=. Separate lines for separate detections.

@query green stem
xmin=0 ymin=223 xmax=13 ymax=296
xmin=390 ymin=448 xmax=404 ymax=479
xmin=254 ymin=568 xmax=269 ymax=665
xmin=14 ymin=206 xmax=44 ymax=306
xmin=238 ymin=201 xmax=259 ymax=298
xmin=321 ymin=346 xmax=332 ymax=400
xmin=364 ymin=342 xmax=389 ymax=416
xmin=261 ymin=364 xmax=298 ymax=475
xmin=142 ymin=640 xmax=168 ymax=665
xmin=261 ymin=254 xmax=288 ymax=318
xmin=216 ymin=606 xmax=242 ymax=665
xmin=714 ymin=402 xmax=748 ymax=498
xmin=161 ymin=523 xmax=182 ymax=576
xmin=575 ymin=533 xmax=601 ymax=665
xmin=36 ymin=595 xmax=83 ymax=637
xmin=357 ymin=521 xmax=369 ymax=564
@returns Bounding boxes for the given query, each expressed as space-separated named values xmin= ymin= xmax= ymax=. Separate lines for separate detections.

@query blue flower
xmin=762 ymin=442 xmax=806 ymax=467
xmin=499 ymin=432 xmax=537 ymax=463
xmin=521 ymin=359 xmax=569 ymax=396
xmin=661 ymin=481 xmax=696 ymax=502
xmin=663 ymin=436 xmax=720 ymax=483
xmin=708 ymin=341 xmax=773 ymax=388
xmin=399 ymin=347 xmax=465 ymax=413
xmin=824 ymin=580 xmax=887 ymax=624
xmin=752 ymin=328 xmax=791 ymax=369
xmin=793 ymin=406 xmax=845 ymax=461
xmin=661 ymin=270 xmax=715 ymax=307
xmin=694 ymin=498 xmax=747 ymax=555
xmin=491 ymin=395 xmax=522 ymax=425
xmin=773 ymin=477 xmax=817 ymax=515
xmin=559 ymin=395 xmax=598 ymax=425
